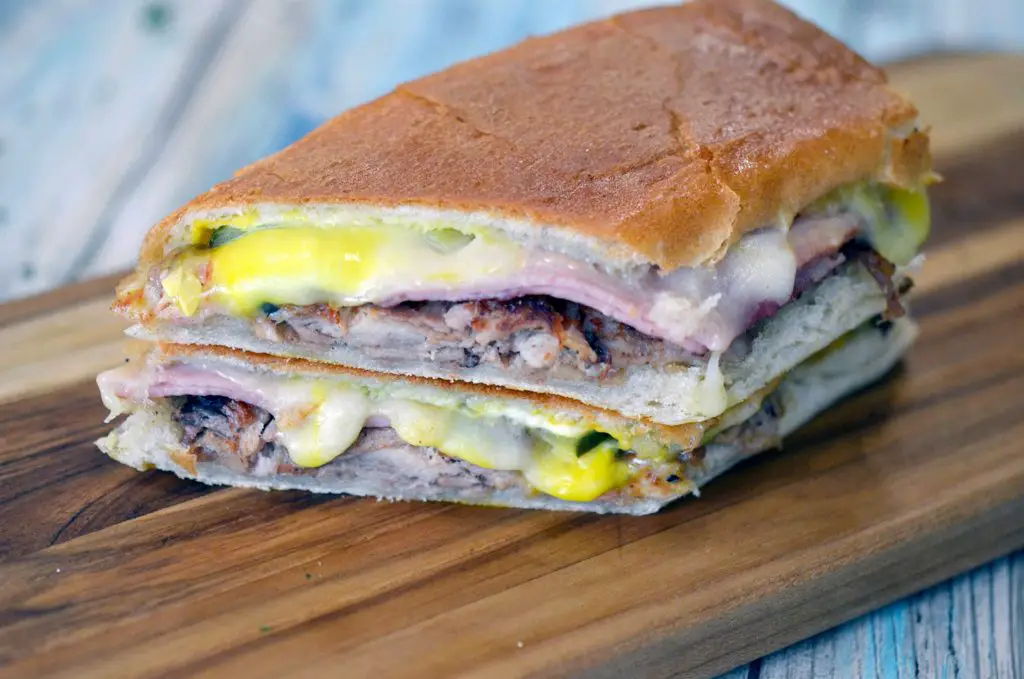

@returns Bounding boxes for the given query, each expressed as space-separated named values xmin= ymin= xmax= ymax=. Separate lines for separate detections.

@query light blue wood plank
xmin=0 ymin=0 xmax=242 ymax=296
xmin=726 ymin=553 xmax=1024 ymax=678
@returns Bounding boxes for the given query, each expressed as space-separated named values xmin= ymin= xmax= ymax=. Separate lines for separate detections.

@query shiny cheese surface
xmin=161 ymin=266 xmax=203 ymax=316
xmin=274 ymin=383 xmax=370 ymax=468
xmin=209 ymin=228 xmax=381 ymax=313
xmin=525 ymin=437 xmax=630 ymax=502
xmin=381 ymin=401 xmax=630 ymax=502
xmin=285 ymin=390 xmax=632 ymax=503
xmin=166 ymin=225 xmax=524 ymax=316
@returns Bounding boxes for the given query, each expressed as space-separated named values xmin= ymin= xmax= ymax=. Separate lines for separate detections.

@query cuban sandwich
xmin=98 ymin=0 xmax=932 ymax=514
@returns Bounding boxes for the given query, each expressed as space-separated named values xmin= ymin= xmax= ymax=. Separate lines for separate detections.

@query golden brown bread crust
xmin=137 ymin=0 xmax=929 ymax=273
xmin=155 ymin=342 xmax=708 ymax=449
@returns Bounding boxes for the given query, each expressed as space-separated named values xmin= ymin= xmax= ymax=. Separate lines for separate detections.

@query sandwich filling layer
xmin=124 ymin=183 xmax=927 ymax=356
xmin=97 ymin=317 xmax=913 ymax=506
xmin=207 ymin=242 xmax=906 ymax=380
xmin=99 ymin=354 xmax=709 ymax=503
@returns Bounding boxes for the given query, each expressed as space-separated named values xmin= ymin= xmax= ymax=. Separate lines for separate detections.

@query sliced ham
xmin=371 ymin=213 xmax=860 ymax=352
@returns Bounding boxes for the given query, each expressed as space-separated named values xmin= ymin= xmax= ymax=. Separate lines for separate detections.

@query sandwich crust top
xmin=141 ymin=0 xmax=930 ymax=271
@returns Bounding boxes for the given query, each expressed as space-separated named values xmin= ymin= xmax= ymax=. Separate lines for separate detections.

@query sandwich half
xmin=98 ymin=317 xmax=917 ymax=514
xmin=111 ymin=0 xmax=932 ymax=426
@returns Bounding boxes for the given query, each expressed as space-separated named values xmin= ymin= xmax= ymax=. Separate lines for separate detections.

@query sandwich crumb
xmin=516 ymin=641 xmax=524 ymax=649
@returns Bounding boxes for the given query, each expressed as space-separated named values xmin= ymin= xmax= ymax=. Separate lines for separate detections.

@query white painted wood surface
xmin=1 ymin=2 xmax=1021 ymax=676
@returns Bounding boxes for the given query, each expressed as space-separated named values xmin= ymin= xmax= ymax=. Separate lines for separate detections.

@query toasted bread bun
xmin=132 ymin=0 xmax=929 ymax=277
xmin=97 ymin=318 xmax=918 ymax=514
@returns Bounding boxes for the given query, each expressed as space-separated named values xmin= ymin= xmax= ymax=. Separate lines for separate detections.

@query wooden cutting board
xmin=1 ymin=54 xmax=1022 ymax=679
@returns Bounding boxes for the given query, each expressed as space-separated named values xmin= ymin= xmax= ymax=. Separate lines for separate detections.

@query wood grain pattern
xmin=0 ymin=56 xmax=1022 ymax=679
